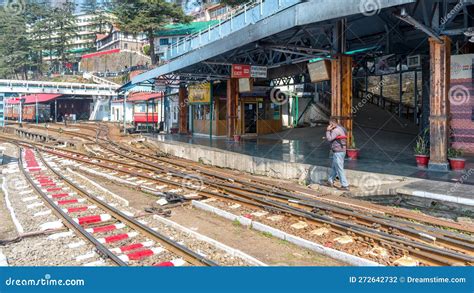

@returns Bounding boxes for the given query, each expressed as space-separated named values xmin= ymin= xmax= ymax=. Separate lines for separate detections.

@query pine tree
xmin=25 ymin=1 xmax=52 ymax=77
xmin=50 ymin=0 xmax=78 ymax=72
xmin=112 ymin=0 xmax=192 ymax=65
xmin=0 ymin=11 xmax=32 ymax=79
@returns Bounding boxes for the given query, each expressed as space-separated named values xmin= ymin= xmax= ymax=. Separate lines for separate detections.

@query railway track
xmin=17 ymin=145 xmax=216 ymax=267
xmin=3 ymin=124 xmax=474 ymax=266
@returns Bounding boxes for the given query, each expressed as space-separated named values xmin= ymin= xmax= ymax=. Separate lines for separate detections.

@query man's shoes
xmin=339 ymin=186 xmax=350 ymax=191
xmin=322 ymin=181 xmax=334 ymax=188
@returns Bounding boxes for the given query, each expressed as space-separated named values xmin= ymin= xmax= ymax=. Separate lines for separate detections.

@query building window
xmin=124 ymin=43 xmax=128 ymax=49
xmin=159 ymin=38 xmax=169 ymax=46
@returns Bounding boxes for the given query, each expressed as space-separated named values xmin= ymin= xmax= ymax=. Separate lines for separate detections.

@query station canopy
xmin=112 ymin=92 xmax=163 ymax=103
xmin=5 ymin=94 xmax=62 ymax=105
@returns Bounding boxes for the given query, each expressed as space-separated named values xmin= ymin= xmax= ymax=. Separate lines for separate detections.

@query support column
xmin=226 ymin=78 xmax=239 ymax=138
xmin=428 ymin=35 xmax=451 ymax=171
xmin=331 ymin=54 xmax=353 ymax=147
xmin=178 ymin=84 xmax=188 ymax=134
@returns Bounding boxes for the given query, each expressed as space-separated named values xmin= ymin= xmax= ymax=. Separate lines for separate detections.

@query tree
xmin=81 ymin=0 xmax=112 ymax=34
xmin=49 ymin=0 xmax=78 ymax=72
xmin=0 ymin=11 xmax=32 ymax=79
xmin=113 ymin=0 xmax=192 ymax=65
xmin=25 ymin=1 xmax=52 ymax=76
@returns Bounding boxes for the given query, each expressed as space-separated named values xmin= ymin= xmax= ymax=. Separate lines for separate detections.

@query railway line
xmin=2 ymin=123 xmax=474 ymax=267
xmin=17 ymin=145 xmax=217 ymax=267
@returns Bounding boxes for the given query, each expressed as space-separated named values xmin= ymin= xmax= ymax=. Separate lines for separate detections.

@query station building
xmin=117 ymin=0 xmax=474 ymax=181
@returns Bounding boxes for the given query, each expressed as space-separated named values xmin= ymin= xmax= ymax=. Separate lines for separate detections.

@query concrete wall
xmin=147 ymin=138 xmax=407 ymax=193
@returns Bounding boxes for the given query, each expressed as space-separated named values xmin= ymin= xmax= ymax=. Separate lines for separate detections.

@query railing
xmin=166 ymin=0 xmax=301 ymax=60
xmin=0 ymin=79 xmax=119 ymax=96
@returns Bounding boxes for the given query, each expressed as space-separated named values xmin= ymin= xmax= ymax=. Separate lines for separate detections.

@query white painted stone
xmin=366 ymin=247 xmax=388 ymax=258
xmin=40 ymin=221 xmax=64 ymax=231
xmin=291 ymin=221 xmax=308 ymax=230
xmin=156 ymin=198 xmax=168 ymax=206
xmin=19 ymin=190 xmax=34 ymax=196
xmin=229 ymin=203 xmax=241 ymax=209
xmin=394 ymin=256 xmax=419 ymax=266
xmin=68 ymin=241 xmax=86 ymax=249
xmin=2 ymin=178 xmax=24 ymax=234
xmin=76 ymin=251 xmax=97 ymax=262
xmin=334 ymin=235 xmax=354 ymax=245
xmin=22 ymin=196 xmax=39 ymax=202
xmin=83 ymin=260 xmax=105 ymax=266
xmin=48 ymin=231 xmax=74 ymax=240
xmin=183 ymin=193 xmax=200 ymax=199
xmin=310 ymin=227 xmax=330 ymax=236
xmin=251 ymin=211 xmax=268 ymax=218
xmin=267 ymin=215 xmax=284 ymax=222
xmin=0 ymin=249 xmax=8 ymax=266
xmin=201 ymin=198 xmax=216 ymax=203
xmin=27 ymin=202 xmax=44 ymax=209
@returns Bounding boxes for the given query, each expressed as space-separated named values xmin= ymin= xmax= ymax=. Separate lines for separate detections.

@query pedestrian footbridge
xmin=0 ymin=79 xmax=119 ymax=96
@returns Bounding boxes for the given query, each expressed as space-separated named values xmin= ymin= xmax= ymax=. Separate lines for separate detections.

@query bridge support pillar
xmin=178 ymin=84 xmax=189 ymax=135
xmin=428 ymin=36 xmax=451 ymax=171
xmin=226 ymin=78 xmax=239 ymax=138
xmin=330 ymin=54 xmax=353 ymax=147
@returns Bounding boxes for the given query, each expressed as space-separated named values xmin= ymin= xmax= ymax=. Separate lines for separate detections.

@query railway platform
xmin=146 ymin=129 xmax=474 ymax=206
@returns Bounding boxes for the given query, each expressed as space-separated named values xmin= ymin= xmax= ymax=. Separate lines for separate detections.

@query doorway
xmin=244 ymin=102 xmax=257 ymax=134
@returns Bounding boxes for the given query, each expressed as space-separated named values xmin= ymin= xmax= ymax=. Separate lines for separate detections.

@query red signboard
xmin=231 ymin=64 xmax=251 ymax=78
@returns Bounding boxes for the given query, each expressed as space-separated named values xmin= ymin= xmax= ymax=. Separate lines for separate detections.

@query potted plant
xmin=346 ymin=137 xmax=359 ymax=160
xmin=448 ymin=148 xmax=466 ymax=171
xmin=414 ymin=129 xmax=429 ymax=168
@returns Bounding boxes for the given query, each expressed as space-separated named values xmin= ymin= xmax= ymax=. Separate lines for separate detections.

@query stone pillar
xmin=226 ymin=78 xmax=239 ymax=138
xmin=428 ymin=35 xmax=451 ymax=171
xmin=331 ymin=54 xmax=353 ymax=147
xmin=178 ymin=84 xmax=188 ymax=134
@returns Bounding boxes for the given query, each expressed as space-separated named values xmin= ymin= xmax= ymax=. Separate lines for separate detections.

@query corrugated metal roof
xmin=155 ymin=21 xmax=219 ymax=37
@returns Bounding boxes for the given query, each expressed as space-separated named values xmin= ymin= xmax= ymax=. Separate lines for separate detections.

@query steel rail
xmin=3 ymin=130 xmax=473 ymax=265
xmin=40 ymin=147 xmax=474 ymax=266
xmin=17 ymin=146 xmax=128 ymax=266
xmin=35 ymin=149 xmax=217 ymax=267
xmin=97 ymin=141 xmax=474 ymax=255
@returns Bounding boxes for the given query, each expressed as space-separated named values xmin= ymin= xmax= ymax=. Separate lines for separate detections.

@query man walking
xmin=325 ymin=118 xmax=349 ymax=190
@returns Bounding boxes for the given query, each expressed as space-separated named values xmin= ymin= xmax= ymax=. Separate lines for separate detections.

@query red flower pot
xmin=449 ymin=158 xmax=465 ymax=171
xmin=346 ymin=149 xmax=359 ymax=160
xmin=415 ymin=155 xmax=430 ymax=168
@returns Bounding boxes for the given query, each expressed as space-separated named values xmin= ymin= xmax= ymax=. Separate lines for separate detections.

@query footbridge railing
xmin=166 ymin=0 xmax=301 ymax=60
xmin=0 ymin=79 xmax=120 ymax=96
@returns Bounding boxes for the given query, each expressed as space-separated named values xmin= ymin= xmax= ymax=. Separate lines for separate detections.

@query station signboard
xmin=231 ymin=64 xmax=251 ymax=78
xmin=250 ymin=66 xmax=267 ymax=78
xmin=188 ymin=82 xmax=211 ymax=104
xmin=307 ymin=60 xmax=330 ymax=82
xmin=231 ymin=64 xmax=267 ymax=79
